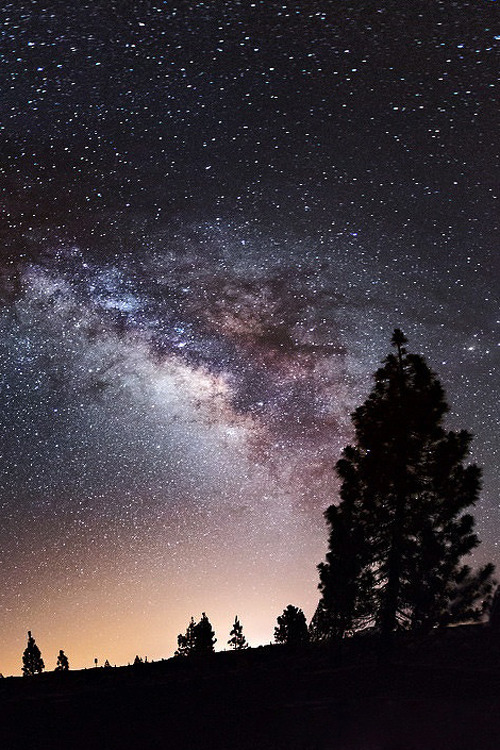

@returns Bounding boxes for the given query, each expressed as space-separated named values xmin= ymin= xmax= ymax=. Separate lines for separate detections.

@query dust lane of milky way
xmin=0 ymin=0 xmax=498 ymax=675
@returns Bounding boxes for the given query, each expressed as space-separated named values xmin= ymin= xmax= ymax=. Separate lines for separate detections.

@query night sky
xmin=0 ymin=0 xmax=498 ymax=676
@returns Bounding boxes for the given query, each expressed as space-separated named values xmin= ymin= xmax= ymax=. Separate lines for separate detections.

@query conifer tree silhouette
xmin=176 ymin=613 xmax=217 ymax=655
xmin=228 ymin=615 xmax=248 ymax=650
xmin=55 ymin=649 xmax=69 ymax=671
xmin=274 ymin=605 xmax=309 ymax=646
xmin=22 ymin=631 xmax=45 ymax=676
xmin=317 ymin=330 xmax=495 ymax=646
xmin=175 ymin=616 xmax=197 ymax=657
xmin=193 ymin=612 xmax=217 ymax=654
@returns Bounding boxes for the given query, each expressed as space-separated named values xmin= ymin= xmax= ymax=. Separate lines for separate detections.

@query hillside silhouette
xmin=1 ymin=624 xmax=500 ymax=749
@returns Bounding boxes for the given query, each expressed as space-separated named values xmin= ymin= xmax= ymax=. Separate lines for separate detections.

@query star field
xmin=0 ymin=1 xmax=498 ymax=675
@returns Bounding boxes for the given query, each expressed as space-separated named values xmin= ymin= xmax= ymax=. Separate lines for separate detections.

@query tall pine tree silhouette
xmin=317 ymin=330 xmax=494 ymax=645
xmin=22 ymin=631 xmax=45 ymax=676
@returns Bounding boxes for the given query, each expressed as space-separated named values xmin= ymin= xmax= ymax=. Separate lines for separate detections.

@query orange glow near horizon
xmin=2 ymin=548 xmax=322 ymax=676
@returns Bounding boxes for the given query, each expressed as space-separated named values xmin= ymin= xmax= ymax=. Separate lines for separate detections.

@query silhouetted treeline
xmin=4 ymin=624 xmax=500 ymax=750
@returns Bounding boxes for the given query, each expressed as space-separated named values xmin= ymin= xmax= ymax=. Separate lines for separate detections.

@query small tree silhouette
xmin=22 ymin=631 xmax=45 ymax=676
xmin=55 ymin=649 xmax=69 ymax=671
xmin=228 ymin=615 xmax=248 ymax=650
xmin=176 ymin=613 xmax=217 ymax=656
xmin=133 ymin=655 xmax=144 ymax=665
xmin=193 ymin=612 xmax=217 ymax=655
xmin=175 ymin=616 xmax=197 ymax=657
xmin=274 ymin=605 xmax=309 ymax=646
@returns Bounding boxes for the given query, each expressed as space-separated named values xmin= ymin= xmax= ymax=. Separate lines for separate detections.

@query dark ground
xmin=2 ymin=624 xmax=500 ymax=750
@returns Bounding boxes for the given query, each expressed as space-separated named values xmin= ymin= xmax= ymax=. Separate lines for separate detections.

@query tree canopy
xmin=316 ymin=330 xmax=495 ymax=642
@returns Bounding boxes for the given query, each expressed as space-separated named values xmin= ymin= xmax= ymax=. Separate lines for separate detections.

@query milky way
xmin=0 ymin=1 xmax=498 ymax=674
